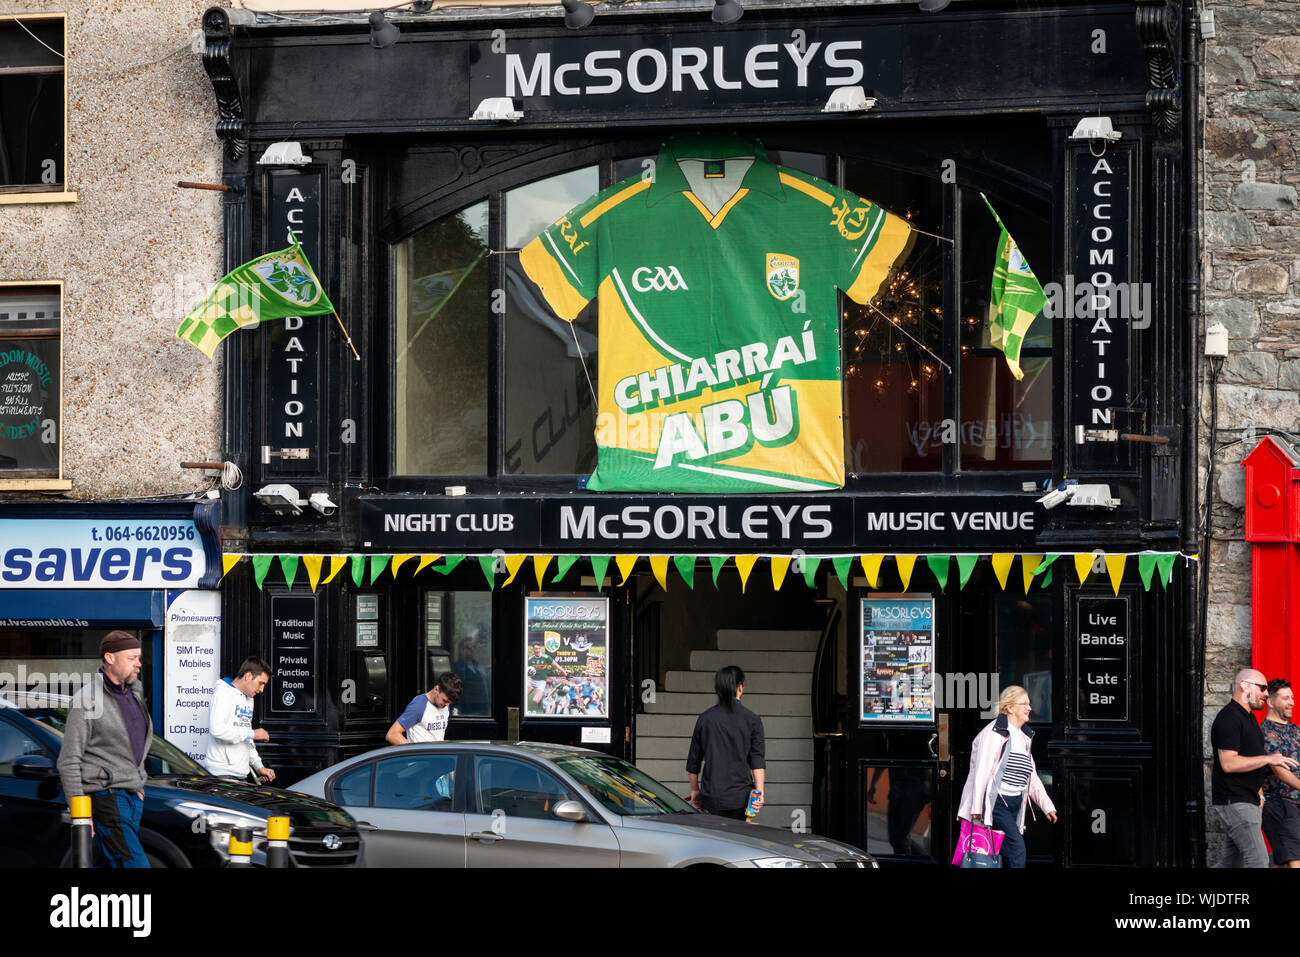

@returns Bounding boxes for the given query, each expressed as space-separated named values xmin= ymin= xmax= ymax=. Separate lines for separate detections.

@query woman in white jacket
xmin=957 ymin=685 xmax=1057 ymax=867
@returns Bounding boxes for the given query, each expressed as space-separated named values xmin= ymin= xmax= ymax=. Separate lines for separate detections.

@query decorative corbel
xmin=1135 ymin=0 xmax=1181 ymax=135
xmin=201 ymin=7 xmax=249 ymax=160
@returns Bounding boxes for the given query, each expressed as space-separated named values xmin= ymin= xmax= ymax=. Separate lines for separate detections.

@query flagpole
xmin=333 ymin=311 xmax=361 ymax=361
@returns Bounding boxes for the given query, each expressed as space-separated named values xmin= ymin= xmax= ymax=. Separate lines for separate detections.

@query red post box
xmin=1242 ymin=436 xmax=1300 ymax=688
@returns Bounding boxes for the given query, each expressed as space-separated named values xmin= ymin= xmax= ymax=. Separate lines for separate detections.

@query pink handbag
xmin=951 ymin=819 xmax=1005 ymax=866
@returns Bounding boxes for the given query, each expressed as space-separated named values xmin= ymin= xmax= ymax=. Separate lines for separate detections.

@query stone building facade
xmin=1202 ymin=3 xmax=1300 ymax=859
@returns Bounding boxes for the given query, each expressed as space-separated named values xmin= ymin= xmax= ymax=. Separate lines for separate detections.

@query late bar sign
xmin=1075 ymin=595 xmax=1129 ymax=722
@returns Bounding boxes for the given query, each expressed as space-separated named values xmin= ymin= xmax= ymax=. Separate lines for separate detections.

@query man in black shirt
xmin=1211 ymin=668 xmax=1299 ymax=867
xmin=686 ymin=665 xmax=766 ymax=820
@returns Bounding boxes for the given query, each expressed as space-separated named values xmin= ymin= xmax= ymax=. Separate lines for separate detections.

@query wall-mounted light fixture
xmin=562 ymin=0 xmax=595 ymax=29
xmin=257 ymin=142 xmax=312 ymax=166
xmin=918 ymin=0 xmax=952 ymax=11
xmin=470 ymin=97 xmax=524 ymax=122
xmin=1069 ymin=116 xmax=1122 ymax=143
xmin=823 ymin=86 xmax=876 ymax=114
xmin=713 ymin=0 xmax=743 ymax=24
xmin=369 ymin=11 xmax=400 ymax=48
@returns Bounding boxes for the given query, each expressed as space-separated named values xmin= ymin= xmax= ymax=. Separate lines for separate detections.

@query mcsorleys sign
xmin=469 ymin=25 xmax=902 ymax=113
xmin=359 ymin=495 xmax=1040 ymax=552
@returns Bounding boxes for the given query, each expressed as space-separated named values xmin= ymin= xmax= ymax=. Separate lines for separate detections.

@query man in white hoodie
xmin=203 ymin=657 xmax=276 ymax=783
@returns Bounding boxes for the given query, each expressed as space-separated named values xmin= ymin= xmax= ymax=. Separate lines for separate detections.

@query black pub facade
xmin=201 ymin=0 xmax=1202 ymax=866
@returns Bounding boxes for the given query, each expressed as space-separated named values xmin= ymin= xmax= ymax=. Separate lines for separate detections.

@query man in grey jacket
xmin=56 ymin=630 xmax=152 ymax=868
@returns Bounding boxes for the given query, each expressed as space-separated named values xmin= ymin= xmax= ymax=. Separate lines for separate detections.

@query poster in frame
xmin=523 ymin=594 xmax=609 ymax=720
xmin=860 ymin=593 xmax=935 ymax=724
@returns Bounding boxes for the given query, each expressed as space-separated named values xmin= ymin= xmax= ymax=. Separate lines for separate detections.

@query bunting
xmin=991 ymin=553 xmax=1015 ymax=590
xmin=770 ymin=556 xmax=791 ymax=590
xmin=502 ymin=554 xmax=527 ymax=586
xmin=801 ymin=556 xmax=822 ymax=589
xmin=673 ymin=555 xmax=696 ymax=590
xmin=860 ymin=554 xmax=884 ymax=588
xmin=926 ymin=554 xmax=949 ymax=592
xmin=735 ymin=555 xmax=759 ymax=593
xmin=956 ymin=554 xmax=979 ymax=590
xmin=589 ymin=556 xmax=611 ymax=589
xmin=831 ymin=556 xmax=853 ymax=590
xmin=649 ymin=555 xmax=670 ymax=591
xmin=709 ymin=555 xmax=727 ymax=588
xmin=303 ymin=554 xmax=323 ymax=592
xmin=278 ymin=554 xmax=299 ymax=590
xmin=534 ymin=555 xmax=554 ymax=590
xmin=323 ymin=555 xmax=348 ymax=584
xmin=553 ymin=555 xmax=580 ymax=583
xmin=252 ymin=554 xmax=274 ymax=590
xmin=896 ymin=554 xmax=917 ymax=591
xmin=221 ymin=554 xmax=242 ymax=580
xmin=1105 ymin=554 xmax=1127 ymax=596
xmin=615 ymin=555 xmax=638 ymax=586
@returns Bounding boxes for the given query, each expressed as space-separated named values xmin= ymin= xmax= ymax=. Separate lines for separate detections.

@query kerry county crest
xmin=766 ymin=253 xmax=800 ymax=301
xmin=253 ymin=250 xmax=323 ymax=308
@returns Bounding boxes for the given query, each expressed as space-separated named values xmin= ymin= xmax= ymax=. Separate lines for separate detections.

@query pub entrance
xmin=822 ymin=564 xmax=1060 ymax=865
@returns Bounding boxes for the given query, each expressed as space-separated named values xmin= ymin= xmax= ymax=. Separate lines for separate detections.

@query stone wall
xmin=0 ymin=1 xmax=222 ymax=499
xmin=1202 ymin=3 xmax=1300 ymax=862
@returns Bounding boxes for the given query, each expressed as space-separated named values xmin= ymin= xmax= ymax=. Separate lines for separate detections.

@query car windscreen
xmin=27 ymin=708 xmax=209 ymax=777
xmin=553 ymin=755 xmax=696 ymax=817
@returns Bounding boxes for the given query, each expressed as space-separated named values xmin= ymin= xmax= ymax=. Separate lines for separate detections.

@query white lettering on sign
xmin=1081 ymin=156 xmax=1123 ymax=428
xmin=863 ymin=511 xmax=1035 ymax=534
xmin=556 ymin=503 xmax=833 ymax=542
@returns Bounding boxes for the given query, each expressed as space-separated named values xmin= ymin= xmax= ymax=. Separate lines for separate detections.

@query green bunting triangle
xmin=1034 ymin=553 xmax=1061 ymax=576
xmin=589 ymin=556 xmax=611 ymax=589
xmin=433 ymin=555 xmax=465 ymax=575
xmin=831 ymin=556 xmax=853 ymax=590
xmin=278 ymin=555 xmax=299 ymax=590
xmin=1155 ymin=553 xmax=1177 ymax=589
xmin=956 ymin=554 xmax=978 ymax=590
xmin=673 ymin=555 xmax=696 ymax=589
xmin=350 ymin=554 xmax=365 ymax=587
xmin=1138 ymin=553 xmax=1157 ymax=590
xmin=369 ymin=555 xmax=391 ymax=585
xmin=926 ymin=554 xmax=949 ymax=592
xmin=1042 ymin=567 xmax=1053 ymax=588
xmin=801 ymin=556 xmax=822 ymax=589
xmin=552 ymin=555 xmax=579 ymax=583
xmin=251 ymin=554 xmax=274 ymax=590
xmin=709 ymin=555 xmax=727 ymax=587
xmin=478 ymin=555 xmax=498 ymax=589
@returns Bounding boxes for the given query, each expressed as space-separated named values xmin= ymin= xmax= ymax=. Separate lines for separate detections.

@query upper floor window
xmin=0 ymin=16 xmax=68 ymax=197
xmin=0 ymin=284 xmax=61 ymax=478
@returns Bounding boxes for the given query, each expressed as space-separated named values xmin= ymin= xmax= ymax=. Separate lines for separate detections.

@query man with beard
xmin=1261 ymin=678 xmax=1300 ymax=867
xmin=1212 ymin=668 xmax=1299 ymax=867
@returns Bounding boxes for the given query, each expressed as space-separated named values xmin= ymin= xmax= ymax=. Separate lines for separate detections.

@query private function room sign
xmin=520 ymin=133 xmax=912 ymax=493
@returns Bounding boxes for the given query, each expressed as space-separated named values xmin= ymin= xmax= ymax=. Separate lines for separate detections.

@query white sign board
xmin=0 ymin=519 xmax=206 ymax=588
xmin=164 ymin=590 xmax=221 ymax=764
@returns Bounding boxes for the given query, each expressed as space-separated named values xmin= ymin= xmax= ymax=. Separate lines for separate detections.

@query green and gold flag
xmin=983 ymin=195 xmax=1046 ymax=381
xmin=176 ymin=241 xmax=334 ymax=358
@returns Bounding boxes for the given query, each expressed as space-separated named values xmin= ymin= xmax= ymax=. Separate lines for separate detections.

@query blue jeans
xmin=991 ymin=793 xmax=1026 ymax=868
xmin=89 ymin=789 xmax=149 ymax=868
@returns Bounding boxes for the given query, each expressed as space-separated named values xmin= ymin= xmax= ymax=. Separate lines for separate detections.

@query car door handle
xmin=470 ymin=830 xmax=506 ymax=842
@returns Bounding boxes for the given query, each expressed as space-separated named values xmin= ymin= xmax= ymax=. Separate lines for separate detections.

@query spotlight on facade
xmin=254 ymin=484 xmax=305 ymax=516
xmin=712 ymin=0 xmax=744 ymax=24
xmin=369 ymin=12 xmax=400 ymax=49
xmin=823 ymin=86 xmax=877 ymax=114
xmin=562 ymin=0 xmax=595 ymax=29
xmin=469 ymin=97 xmax=524 ymax=122
xmin=918 ymin=0 xmax=952 ymax=11
xmin=257 ymin=142 xmax=312 ymax=166
xmin=1068 ymin=115 xmax=1122 ymax=143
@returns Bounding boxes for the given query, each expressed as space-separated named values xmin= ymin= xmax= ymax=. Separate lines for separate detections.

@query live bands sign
xmin=358 ymin=496 xmax=1040 ymax=552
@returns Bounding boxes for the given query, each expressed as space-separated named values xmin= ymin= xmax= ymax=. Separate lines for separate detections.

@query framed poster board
xmin=524 ymin=595 xmax=608 ymax=720
xmin=860 ymin=595 xmax=935 ymax=724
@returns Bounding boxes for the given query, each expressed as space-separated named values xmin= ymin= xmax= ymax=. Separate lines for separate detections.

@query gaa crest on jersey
xmin=766 ymin=253 xmax=800 ymax=301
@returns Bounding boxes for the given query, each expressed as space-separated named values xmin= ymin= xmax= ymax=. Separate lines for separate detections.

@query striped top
xmin=997 ymin=726 xmax=1034 ymax=796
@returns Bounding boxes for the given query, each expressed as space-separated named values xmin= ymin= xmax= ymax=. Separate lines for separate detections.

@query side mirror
xmin=13 ymin=754 xmax=58 ymax=780
xmin=552 ymin=800 xmax=588 ymax=823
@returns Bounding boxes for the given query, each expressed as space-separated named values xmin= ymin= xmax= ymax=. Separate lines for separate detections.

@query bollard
xmin=266 ymin=817 xmax=290 ymax=868
xmin=228 ymin=826 xmax=253 ymax=867
xmin=70 ymin=795 xmax=94 ymax=868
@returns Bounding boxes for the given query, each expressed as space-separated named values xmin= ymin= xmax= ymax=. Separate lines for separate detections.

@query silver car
xmin=292 ymin=742 xmax=875 ymax=868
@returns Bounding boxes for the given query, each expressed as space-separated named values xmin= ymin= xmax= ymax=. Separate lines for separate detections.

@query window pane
xmin=332 ymin=763 xmax=373 ymax=806
xmin=503 ymin=256 xmax=597 ymax=475
xmin=394 ymin=202 xmax=489 ymax=475
xmin=959 ymin=189 xmax=1052 ymax=470
xmin=474 ymin=755 xmax=572 ymax=820
xmin=505 ymin=167 xmax=598 ymax=250
xmin=449 ymin=593 xmax=493 ymax=717
xmin=770 ymin=151 xmax=828 ymax=179
xmin=863 ymin=765 xmax=934 ymax=857
xmin=842 ymin=160 xmax=944 ymax=473
xmin=374 ymin=754 xmax=457 ymax=810
xmin=0 ymin=20 xmax=63 ymax=189
xmin=996 ymin=592 xmax=1054 ymax=723
xmin=0 ymin=287 xmax=60 ymax=477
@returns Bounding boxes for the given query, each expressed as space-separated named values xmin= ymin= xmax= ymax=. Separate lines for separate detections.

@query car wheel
xmin=146 ymin=851 xmax=170 ymax=868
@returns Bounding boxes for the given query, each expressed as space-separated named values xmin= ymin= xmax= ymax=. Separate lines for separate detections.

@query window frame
xmin=0 ymin=12 xmax=75 ymax=204
xmin=0 ymin=279 xmax=69 ymax=490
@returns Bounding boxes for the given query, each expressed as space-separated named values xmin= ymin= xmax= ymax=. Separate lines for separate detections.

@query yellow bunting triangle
xmin=302 ymin=555 xmax=324 ymax=592
xmin=321 ymin=555 xmax=348 ymax=585
xmin=895 ymin=555 xmax=917 ymax=591
xmin=735 ymin=555 xmax=759 ymax=593
xmin=1105 ymin=554 xmax=1126 ymax=595
xmin=533 ymin=555 xmax=553 ymax=590
xmin=991 ymin=554 xmax=1015 ymax=590
xmin=415 ymin=555 xmax=440 ymax=576
xmin=649 ymin=555 xmax=670 ymax=591
xmin=770 ymin=556 xmax=791 ymax=590
xmin=221 ymin=554 xmax=242 ymax=580
xmin=616 ymin=554 xmax=639 ymax=585
xmin=1021 ymin=555 xmax=1042 ymax=594
xmin=860 ymin=554 xmax=884 ymax=588
xmin=503 ymin=554 xmax=528 ymax=586
xmin=391 ymin=554 xmax=416 ymax=577
xmin=1074 ymin=553 xmax=1094 ymax=585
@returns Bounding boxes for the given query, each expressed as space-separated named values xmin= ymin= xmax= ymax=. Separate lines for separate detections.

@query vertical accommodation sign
xmin=1069 ymin=146 xmax=1132 ymax=469
xmin=264 ymin=170 xmax=324 ymax=474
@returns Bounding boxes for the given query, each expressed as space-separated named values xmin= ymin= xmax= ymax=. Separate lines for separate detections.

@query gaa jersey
xmin=520 ymin=133 xmax=912 ymax=493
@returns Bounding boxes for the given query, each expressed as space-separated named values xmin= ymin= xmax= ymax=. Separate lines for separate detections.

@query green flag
xmin=983 ymin=195 xmax=1046 ymax=381
xmin=176 ymin=240 xmax=335 ymax=358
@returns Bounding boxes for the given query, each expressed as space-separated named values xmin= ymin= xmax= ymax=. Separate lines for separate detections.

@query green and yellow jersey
xmin=520 ymin=133 xmax=912 ymax=493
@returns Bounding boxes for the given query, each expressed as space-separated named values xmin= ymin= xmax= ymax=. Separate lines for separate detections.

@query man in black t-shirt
xmin=1211 ymin=668 xmax=1299 ymax=867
